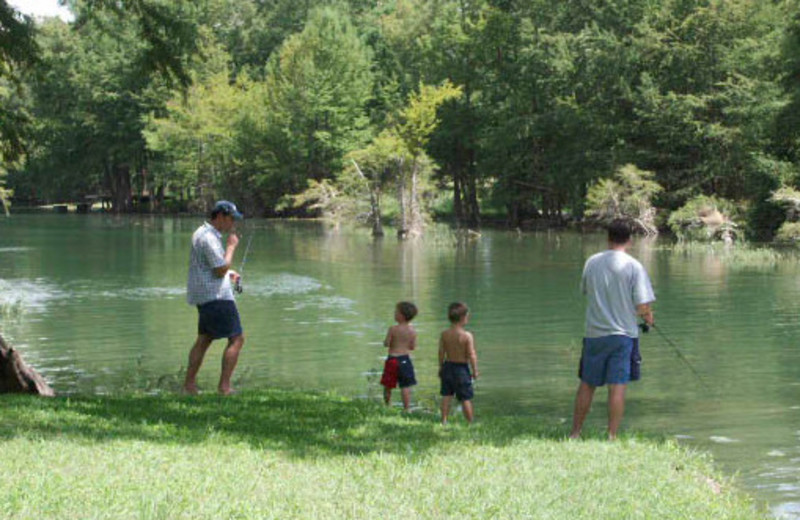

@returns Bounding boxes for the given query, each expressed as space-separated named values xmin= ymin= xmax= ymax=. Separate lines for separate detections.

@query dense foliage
xmin=4 ymin=0 xmax=800 ymax=239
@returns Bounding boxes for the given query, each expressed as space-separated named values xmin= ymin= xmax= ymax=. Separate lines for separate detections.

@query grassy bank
xmin=0 ymin=390 xmax=766 ymax=519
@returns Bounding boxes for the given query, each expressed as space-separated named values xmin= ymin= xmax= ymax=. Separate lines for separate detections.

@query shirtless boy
xmin=438 ymin=302 xmax=479 ymax=424
xmin=380 ymin=301 xmax=418 ymax=411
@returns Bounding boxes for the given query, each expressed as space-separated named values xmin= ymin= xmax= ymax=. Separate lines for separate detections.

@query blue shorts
xmin=440 ymin=362 xmax=474 ymax=401
xmin=579 ymin=335 xmax=634 ymax=387
xmin=197 ymin=300 xmax=243 ymax=340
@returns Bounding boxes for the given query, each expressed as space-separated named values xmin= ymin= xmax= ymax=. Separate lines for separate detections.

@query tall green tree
xmin=248 ymin=6 xmax=374 ymax=212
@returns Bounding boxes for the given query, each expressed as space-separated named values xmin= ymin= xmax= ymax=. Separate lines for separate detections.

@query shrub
xmin=585 ymin=164 xmax=662 ymax=235
xmin=667 ymin=195 xmax=743 ymax=241
xmin=774 ymin=222 xmax=800 ymax=244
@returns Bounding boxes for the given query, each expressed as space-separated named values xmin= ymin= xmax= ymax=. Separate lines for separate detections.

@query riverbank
xmin=0 ymin=389 xmax=766 ymax=519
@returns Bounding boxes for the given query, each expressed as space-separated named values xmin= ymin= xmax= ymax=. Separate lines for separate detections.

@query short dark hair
xmin=607 ymin=219 xmax=632 ymax=245
xmin=396 ymin=301 xmax=418 ymax=321
xmin=448 ymin=302 xmax=469 ymax=323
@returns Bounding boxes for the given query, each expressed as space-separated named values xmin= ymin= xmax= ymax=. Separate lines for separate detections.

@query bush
xmin=585 ymin=164 xmax=662 ymax=235
xmin=667 ymin=195 xmax=743 ymax=241
xmin=774 ymin=222 xmax=800 ymax=244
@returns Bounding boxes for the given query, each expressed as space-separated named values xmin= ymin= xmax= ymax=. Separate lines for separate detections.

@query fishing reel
xmin=234 ymin=279 xmax=243 ymax=294
xmin=639 ymin=322 xmax=650 ymax=334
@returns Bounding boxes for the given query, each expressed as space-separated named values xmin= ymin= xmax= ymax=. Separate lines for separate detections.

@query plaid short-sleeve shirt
xmin=187 ymin=222 xmax=234 ymax=305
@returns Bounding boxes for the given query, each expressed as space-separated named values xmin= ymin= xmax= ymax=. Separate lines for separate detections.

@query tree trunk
xmin=107 ymin=162 xmax=132 ymax=213
xmin=464 ymin=154 xmax=480 ymax=230
xmin=452 ymin=166 xmax=464 ymax=228
xmin=351 ymin=159 xmax=384 ymax=237
xmin=397 ymin=158 xmax=408 ymax=239
xmin=0 ymin=333 xmax=54 ymax=396
xmin=408 ymin=158 xmax=423 ymax=238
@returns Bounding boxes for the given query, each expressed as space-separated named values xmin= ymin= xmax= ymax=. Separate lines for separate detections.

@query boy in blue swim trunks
xmin=570 ymin=219 xmax=655 ymax=440
xmin=438 ymin=302 xmax=479 ymax=425
xmin=380 ymin=301 xmax=418 ymax=411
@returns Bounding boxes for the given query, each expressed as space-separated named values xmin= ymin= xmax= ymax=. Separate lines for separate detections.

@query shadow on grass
xmin=0 ymin=389 xmax=584 ymax=458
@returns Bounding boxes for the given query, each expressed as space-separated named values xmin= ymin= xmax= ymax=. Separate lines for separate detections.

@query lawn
xmin=0 ymin=390 xmax=768 ymax=519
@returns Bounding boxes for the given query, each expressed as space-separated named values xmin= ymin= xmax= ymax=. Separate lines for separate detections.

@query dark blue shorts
xmin=197 ymin=300 xmax=243 ymax=340
xmin=578 ymin=335 xmax=634 ymax=387
xmin=440 ymin=362 xmax=473 ymax=401
xmin=578 ymin=337 xmax=641 ymax=383
xmin=380 ymin=355 xmax=417 ymax=388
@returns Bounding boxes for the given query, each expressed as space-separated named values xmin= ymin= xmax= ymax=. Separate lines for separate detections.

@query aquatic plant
xmin=661 ymin=241 xmax=792 ymax=268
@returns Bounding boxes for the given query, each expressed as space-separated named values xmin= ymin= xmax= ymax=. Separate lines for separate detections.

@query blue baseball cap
xmin=212 ymin=200 xmax=243 ymax=220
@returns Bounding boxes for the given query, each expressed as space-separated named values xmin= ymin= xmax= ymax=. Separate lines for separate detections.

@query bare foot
xmin=218 ymin=387 xmax=236 ymax=396
xmin=182 ymin=385 xmax=199 ymax=395
xmin=569 ymin=432 xmax=581 ymax=440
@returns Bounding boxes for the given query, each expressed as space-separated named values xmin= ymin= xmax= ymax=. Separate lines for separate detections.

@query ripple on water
xmin=0 ymin=278 xmax=69 ymax=311
xmin=773 ymin=501 xmax=800 ymax=519
xmin=709 ymin=436 xmax=740 ymax=444
xmin=243 ymin=273 xmax=325 ymax=297
xmin=95 ymin=287 xmax=185 ymax=300
xmin=286 ymin=295 xmax=356 ymax=312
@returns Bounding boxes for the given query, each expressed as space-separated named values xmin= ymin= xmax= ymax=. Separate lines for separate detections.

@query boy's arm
xmin=409 ymin=330 xmax=417 ymax=351
xmin=383 ymin=327 xmax=393 ymax=348
xmin=466 ymin=332 xmax=479 ymax=380
xmin=438 ymin=335 xmax=445 ymax=376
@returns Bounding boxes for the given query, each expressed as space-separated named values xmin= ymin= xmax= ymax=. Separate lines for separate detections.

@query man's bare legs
xmin=218 ymin=334 xmax=244 ymax=395
xmin=570 ymin=381 xmax=596 ymax=438
xmin=183 ymin=334 xmax=213 ymax=394
xmin=570 ymin=382 xmax=627 ymax=439
xmin=607 ymin=384 xmax=626 ymax=440
xmin=383 ymin=387 xmax=392 ymax=406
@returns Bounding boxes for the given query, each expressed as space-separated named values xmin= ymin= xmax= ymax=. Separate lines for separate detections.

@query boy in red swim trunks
xmin=380 ymin=301 xmax=418 ymax=411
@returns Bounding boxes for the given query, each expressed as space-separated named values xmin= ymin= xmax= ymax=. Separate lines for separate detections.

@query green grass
xmin=0 ymin=389 xmax=767 ymax=519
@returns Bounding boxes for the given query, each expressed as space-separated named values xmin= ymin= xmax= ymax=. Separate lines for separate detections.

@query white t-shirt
xmin=186 ymin=222 xmax=234 ymax=306
xmin=581 ymin=250 xmax=655 ymax=338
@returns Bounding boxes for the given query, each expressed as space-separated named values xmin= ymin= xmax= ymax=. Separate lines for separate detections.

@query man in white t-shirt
xmin=183 ymin=200 xmax=245 ymax=395
xmin=569 ymin=219 xmax=655 ymax=440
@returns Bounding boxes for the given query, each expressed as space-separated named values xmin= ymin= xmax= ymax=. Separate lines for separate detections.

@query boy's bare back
xmin=439 ymin=327 xmax=474 ymax=364
xmin=385 ymin=323 xmax=417 ymax=355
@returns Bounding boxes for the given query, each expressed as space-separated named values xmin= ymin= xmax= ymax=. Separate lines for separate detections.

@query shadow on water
xmin=0 ymin=390 xmax=624 ymax=458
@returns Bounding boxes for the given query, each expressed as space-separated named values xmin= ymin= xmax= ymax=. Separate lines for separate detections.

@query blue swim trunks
xmin=440 ymin=362 xmax=474 ymax=401
xmin=197 ymin=300 xmax=243 ymax=339
xmin=579 ymin=335 xmax=634 ymax=387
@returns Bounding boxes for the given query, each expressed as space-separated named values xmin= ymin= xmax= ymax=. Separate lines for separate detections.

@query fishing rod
xmin=233 ymin=231 xmax=254 ymax=294
xmin=640 ymin=322 xmax=711 ymax=392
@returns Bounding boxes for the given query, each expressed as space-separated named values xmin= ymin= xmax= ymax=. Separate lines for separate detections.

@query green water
xmin=1 ymin=214 xmax=800 ymax=517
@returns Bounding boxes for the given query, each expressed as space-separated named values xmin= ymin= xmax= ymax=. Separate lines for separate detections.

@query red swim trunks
xmin=380 ymin=355 xmax=417 ymax=388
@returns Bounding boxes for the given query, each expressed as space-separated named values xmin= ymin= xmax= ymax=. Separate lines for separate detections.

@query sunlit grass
xmin=0 ymin=389 xmax=767 ymax=519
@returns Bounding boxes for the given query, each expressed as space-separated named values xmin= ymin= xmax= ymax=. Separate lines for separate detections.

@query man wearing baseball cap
xmin=183 ymin=200 xmax=245 ymax=395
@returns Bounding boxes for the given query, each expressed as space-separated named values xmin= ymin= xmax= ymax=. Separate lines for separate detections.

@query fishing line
xmin=641 ymin=322 xmax=711 ymax=392
xmin=234 ymin=227 xmax=255 ymax=294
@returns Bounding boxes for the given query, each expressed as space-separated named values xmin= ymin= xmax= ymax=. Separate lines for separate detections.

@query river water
xmin=1 ymin=214 xmax=799 ymax=517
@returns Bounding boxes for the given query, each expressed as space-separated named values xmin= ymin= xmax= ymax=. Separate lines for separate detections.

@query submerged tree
xmin=585 ymin=164 xmax=662 ymax=235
